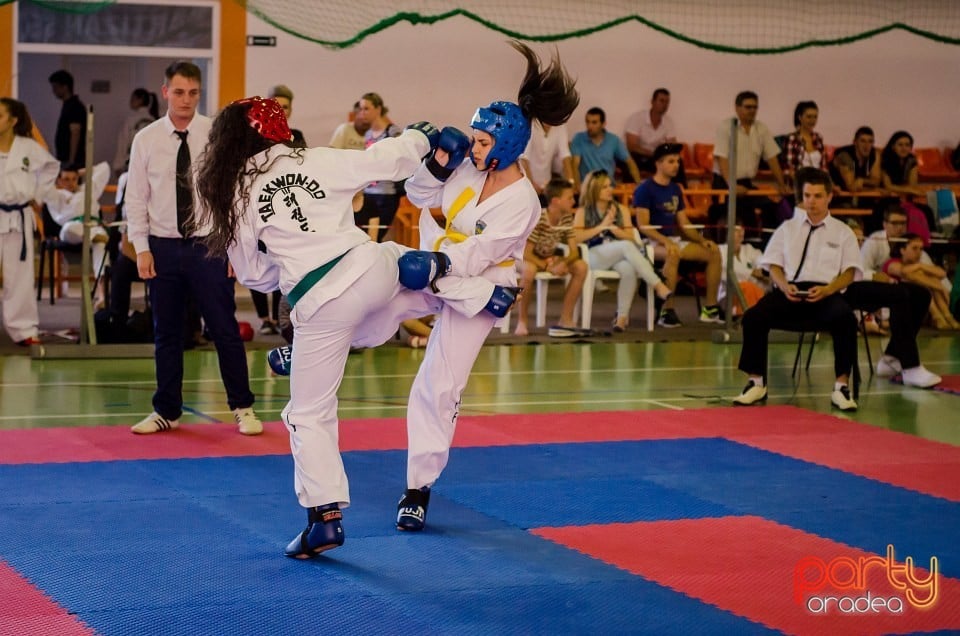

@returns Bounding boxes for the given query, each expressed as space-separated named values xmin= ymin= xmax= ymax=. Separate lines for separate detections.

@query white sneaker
xmin=830 ymin=386 xmax=858 ymax=411
xmin=733 ymin=380 xmax=767 ymax=406
xmin=901 ymin=366 xmax=942 ymax=389
xmin=131 ymin=411 xmax=179 ymax=434
xmin=875 ymin=355 xmax=903 ymax=378
xmin=234 ymin=407 xmax=263 ymax=435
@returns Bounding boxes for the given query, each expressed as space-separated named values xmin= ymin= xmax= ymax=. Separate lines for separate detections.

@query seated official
xmin=733 ymin=168 xmax=861 ymax=411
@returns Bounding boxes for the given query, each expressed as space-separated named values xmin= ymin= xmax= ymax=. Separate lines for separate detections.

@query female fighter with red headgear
xmin=195 ymin=98 xmax=517 ymax=559
xmin=355 ymin=41 xmax=579 ymax=532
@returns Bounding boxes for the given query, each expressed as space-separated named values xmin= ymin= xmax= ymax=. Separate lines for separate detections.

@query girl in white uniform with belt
xmin=195 ymin=99 xmax=504 ymax=559
xmin=357 ymin=41 xmax=580 ymax=532
xmin=0 ymin=98 xmax=59 ymax=346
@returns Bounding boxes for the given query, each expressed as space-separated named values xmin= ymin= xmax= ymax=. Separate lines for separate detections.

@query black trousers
xmin=148 ymin=237 xmax=254 ymax=420
xmin=251 ymin=289 xmax=281 ymax=321
xmin=739 ymin=289 xmax=857 ymax=379
xmin=845 ymin=281 xmax=930 ymax=370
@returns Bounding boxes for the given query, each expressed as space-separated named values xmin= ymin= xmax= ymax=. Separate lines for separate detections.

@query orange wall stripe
xmin=0 ymin=3 xmax=12 ymax=96
xmin=219 ymin=0 xmax=246 ymax=107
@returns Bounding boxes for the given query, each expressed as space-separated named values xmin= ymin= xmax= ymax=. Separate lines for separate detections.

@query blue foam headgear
xmin=470 ymin=101 xmax=531 ymax=171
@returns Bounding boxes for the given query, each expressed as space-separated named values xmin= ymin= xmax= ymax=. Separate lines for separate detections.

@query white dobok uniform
xmin=45 ymin=161 xmax=111 ymax=278
xmin=227 ymin=129 xmax=492 ymax=509
xmin=0 ymin=136 xmax=58 ymax=342
xmin=359 ymin=157 xmax=541 ymax=490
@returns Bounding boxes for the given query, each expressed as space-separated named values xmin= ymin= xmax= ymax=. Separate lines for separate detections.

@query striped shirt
xmin=527 ymin=210 xmax=574 ymax=259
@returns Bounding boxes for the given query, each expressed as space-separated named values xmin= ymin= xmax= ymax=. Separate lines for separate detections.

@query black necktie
xmin=792 ymin=223 xmax=822 ymax=283
xmin=175 ymin=130 xmax=191 ymax=237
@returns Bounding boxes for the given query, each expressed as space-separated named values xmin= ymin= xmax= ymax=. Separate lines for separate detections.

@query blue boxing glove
xmin=405 ymin=121 xmax=440 ymax=152
xmin=485 ymin=286 xmax=522 ymax=318
xmin=267 ymin=345 xmax=292 ymax=376
xmin=426 ymin=126 xmax=471 ymax=182
xmin=398 ymin=250 xmax=452 ymax=292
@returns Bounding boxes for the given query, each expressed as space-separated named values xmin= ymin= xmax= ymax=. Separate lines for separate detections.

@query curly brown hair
xmin=194 ymin=102 xmax=300 ymax=257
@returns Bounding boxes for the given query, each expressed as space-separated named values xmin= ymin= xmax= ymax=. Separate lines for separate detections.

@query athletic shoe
xmin=699 ymin=305 xmax=724 ymax=324
xmin=901 ymin=365 xmax=942 ymax=389
xmin=259 ymin=320 xmax=278 ymax=335
xmin=830 ymin=385 xmax=858 ymax=411
xmin=131 ymin=411 xmax=179 ymax=434
xmin=284 ymin=503 xmax=345 ymax=559
xmin=657 ymin=308 xmax=682 ymax=328
xmin=397 ymin=487 xmax=431 ymax=531
xmin=233 ymin=407 xmax=263 ymax=435
xmin=732 ymin=380 xmax=767 ymax=406
xmin=875 ymin=355 xmax=903 ymax=378
xmin=548 ymin=325 xmax=576 ymax=338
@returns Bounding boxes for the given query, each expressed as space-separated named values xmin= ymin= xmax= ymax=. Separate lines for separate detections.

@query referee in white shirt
xmin=124 ymin=61 xmax=262 ymax=436
xmin=733 ymin=167 xmax=861 ymax=411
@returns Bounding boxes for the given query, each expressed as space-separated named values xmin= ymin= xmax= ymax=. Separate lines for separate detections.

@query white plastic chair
xmin=579 ymin=230 xmax=656 ymax=332
xmin=499 ymin=245 xmax=580 ymax=333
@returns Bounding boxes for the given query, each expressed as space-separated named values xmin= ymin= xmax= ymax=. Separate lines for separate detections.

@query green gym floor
xmin=2 ymin=317 xmax=959 ymax=446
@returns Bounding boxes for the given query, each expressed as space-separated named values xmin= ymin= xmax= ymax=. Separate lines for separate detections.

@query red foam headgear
xmin=234 ymin=96 xmax=292 ymax=143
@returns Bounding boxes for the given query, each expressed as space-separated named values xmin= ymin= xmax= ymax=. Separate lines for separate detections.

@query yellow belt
xmin=433 ymin=187 xmax=514 ymax=268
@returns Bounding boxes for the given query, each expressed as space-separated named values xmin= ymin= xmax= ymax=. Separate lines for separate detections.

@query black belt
xmin=1 ymin=202 xmax=30 ymax=261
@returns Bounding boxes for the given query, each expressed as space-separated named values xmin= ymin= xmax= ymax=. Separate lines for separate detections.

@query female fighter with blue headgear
xmin=195 ymin=98 xmax=511 ymax=559
xmin=356 ymin=40 xmax=579 ymax=532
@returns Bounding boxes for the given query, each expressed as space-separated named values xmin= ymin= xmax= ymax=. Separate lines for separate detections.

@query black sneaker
xmin=397 ymin=487 xmax=431 ymax=531
xmin=657 ymin=308 xmax=682 ymax=328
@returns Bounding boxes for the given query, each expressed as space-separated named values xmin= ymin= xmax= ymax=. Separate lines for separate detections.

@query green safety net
xmin=6 ymin=0 xmax=960 ymax=51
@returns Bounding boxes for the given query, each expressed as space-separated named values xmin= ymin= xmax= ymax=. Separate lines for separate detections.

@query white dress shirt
xmin=125 ymin=112 xmax=212 ymax=253
xmin=761 ymin=209 xmax=862 ymax=284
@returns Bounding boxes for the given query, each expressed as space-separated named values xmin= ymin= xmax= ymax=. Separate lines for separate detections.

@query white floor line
xmin=0 ymin=386 xmax=930 ymax=424
xmin=1 ymin=358 xmax=956 ymax=389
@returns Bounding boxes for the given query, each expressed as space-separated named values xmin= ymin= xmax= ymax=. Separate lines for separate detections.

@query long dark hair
xmin=194 ymin=102 xmax=298 ymax=257
xmin=512 ymin=41 xmax=579 ymax=127
xmin=880 ymin=130 xmax=914 ymax=184
xmin=132 ymin=88 xmax=159 ymax=119
xmin=0 ymin=97 xmax=35 ymax=137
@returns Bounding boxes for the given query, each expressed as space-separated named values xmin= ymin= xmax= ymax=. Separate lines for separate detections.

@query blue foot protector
xmin=267 ymin=345 xmax=292 ymax=376
xmin=284 ymin=503 xmax=345 ymax=558
xmin=396 ymin=487 xmax=431 ymax=531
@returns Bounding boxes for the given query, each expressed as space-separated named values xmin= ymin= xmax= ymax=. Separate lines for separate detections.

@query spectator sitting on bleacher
xmin=633 ymin=143 xmax=723 ymax=327
xmin=829 ymin=126 xmax=883 ymax=193
xmin=624 ymin=88 xmax=679 ymax=176
xmin=570 ymin=107 xmax=641 ymax=190
xmin=574 ymin=170 xmax=671 ymax=332
xmin=514 ymin=177 xmax=587 ymax=337
xmin=711 ymin=90 xmax=791 ymax=237
xmin=784 ymin=101 xmax=826 ymax=177
xmin=520 ymin=121 xmax=575 ymax=206
xmin=881 ymin=131 xmax=925 ymax=198
xmin=883 ymin=233 xmax=959 ymax=330
xmin=860 ymin=204 xmax=942 ymax=283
